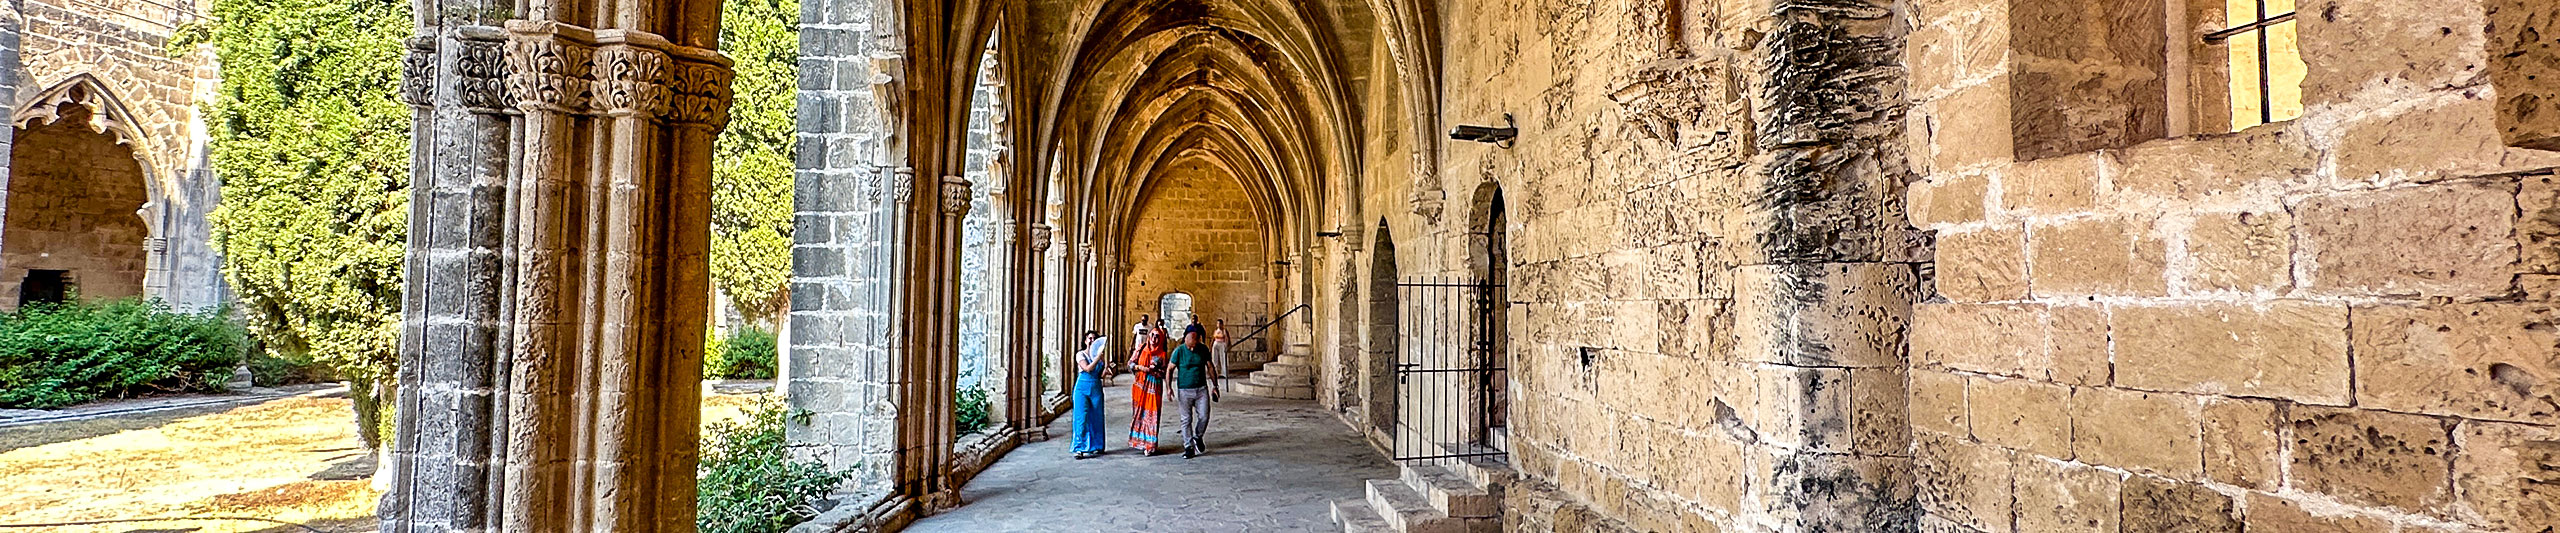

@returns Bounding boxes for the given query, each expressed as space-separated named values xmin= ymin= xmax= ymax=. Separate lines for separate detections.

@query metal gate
xmin=1392 ymin=277 xmax=1507 ymax=462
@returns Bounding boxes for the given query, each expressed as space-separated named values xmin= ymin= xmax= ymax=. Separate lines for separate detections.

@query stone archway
xmin=2 ymin=100 xmax=154 ymax=310
xmin=1466 ymin=183 xmax=1509 ymax=443
xmin=1364 ymin=221 xmax=1398 ymax=438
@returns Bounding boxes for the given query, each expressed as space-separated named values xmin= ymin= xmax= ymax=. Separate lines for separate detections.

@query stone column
xmin=384 ymin=4 xmax=734 ymax=530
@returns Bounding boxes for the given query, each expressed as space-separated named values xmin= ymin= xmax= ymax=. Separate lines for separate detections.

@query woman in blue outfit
xmin=1071 ymin=330 xmax=1111 ymax=459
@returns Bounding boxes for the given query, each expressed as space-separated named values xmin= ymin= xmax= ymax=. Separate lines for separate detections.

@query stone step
xmin=1228 ymin=379 xmax=1313 ymax=400
xmin=1365 ymin=479 xmax=1457 ymax=533
xmin=1450 ymin=456 xmax=1518 ymax=491
xmin=1402 ymin=463 xmax=1500 ymax=519
xmin=1288 ymin=343 xmax=1315 ymax=356
xmin=1273 ymin=352 xmax=1316 ymax=367
xmin=1257 ymin=361 xmax=1313 ymax=378
xmin=1249 ymin=371 xmax=1312 ymax=388
xmin=1331 ymin=499 xmax=1394 ymax=533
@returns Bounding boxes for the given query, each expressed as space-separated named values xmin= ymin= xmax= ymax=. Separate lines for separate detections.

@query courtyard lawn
xmin=0 ymin=384 xmax=773 ymax=532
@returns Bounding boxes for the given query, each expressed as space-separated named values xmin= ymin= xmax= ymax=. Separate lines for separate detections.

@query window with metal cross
xmin=2206 ymin=0 xmax=2306 ymax=131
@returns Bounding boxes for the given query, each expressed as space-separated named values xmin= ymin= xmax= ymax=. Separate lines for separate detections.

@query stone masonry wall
xmin=787 ymin=0 xmax=904 ymax=499
xmin=6 ymin=0 xmax=224 ymax=309
xmin=0 ymin=107 xmax=148 ymax=307
xmin=1403 ymin=0 xmax=1920 ymax=531
xmin=1904 ymin=0 xmax=2560 ymax=531
xmin=1123 ymin=159 xmax=1270 ymax=348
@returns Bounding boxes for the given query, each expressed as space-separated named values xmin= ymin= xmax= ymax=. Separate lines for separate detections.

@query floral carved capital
xmin=939 ymin=176 xmax=974 ymax=217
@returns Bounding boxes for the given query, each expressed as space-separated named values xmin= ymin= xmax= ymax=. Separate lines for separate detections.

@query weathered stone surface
xmin=2524 ymin=172 xmax=2560 ymax=274
xmin=1911 ymin=370 xmax=1971 ymax=437
xmin=2028 ymin=216 xmax=2167 ymax=297
xmin=1934 ymin=225 xmax=2026 ymax=302
xmin=2453 ymin=421 xmax=2560 ymax=531
xmin=2351 ymin=303 xmax=2560 ymax=424
xmin=2107 ymin=131 xmax=2315 ymax=208
xmin=1968 ymin=376 xmax=2070 ymax=458
xmin=2243 ymin=493 xmax=2392 ymax=533
xmin=2304 ymin=180 xmax=2519 ymax=297
xmin=2119 ymin=476 xmax=2239 ymax=533
xmin=2180 ymin=211 xmax=2291 ymax=294
xmin=2300 ymin=0 xmax=2489 ymax=105
xmin=1929 ymin=82 xmax=2015 ymax=170
xmin=2044 ymin=305 xmax=2109 ymax=387
xmin=1916 ymin=432 xmax=2012 ymax=533
xmin=2070 ymin=387 xmax=2200 ymax=478
xmin=1732 ymin=263 xmax=1918 ymax=368
xmin=1913 ymin=303 xmax=2044 ymax=377
xmin=2111 ymin=303 xmax=2352 ymax=404
xmin=2200 ymin=398 xmax=2281 ymax=490
xmin=2488 ymin=0 xmax=2560 ymax=151
xmin=2007 ymin=0 xmax=2168 ymax=160
xmin=1912 ymin=172 xmax=1991 ymax=227
xmin=2002 ymin=153 xmax=2100 ymax=215
xmin=2013 ymin=457 xmax=2119 ymax=533
xmin=2387 ymin=97 xmax=2560 ymax=180
xmin=2288 ymin=407 xmax=2454 ymax=512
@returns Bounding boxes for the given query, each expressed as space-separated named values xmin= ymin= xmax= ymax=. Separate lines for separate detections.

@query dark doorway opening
xmin=19 ymin=269 xmax=70 ymax=307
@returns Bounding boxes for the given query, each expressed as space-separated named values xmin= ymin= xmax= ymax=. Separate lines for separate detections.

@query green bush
xmin=0 ymin=299 xmax=248 ymax=409
xmin=697 ymin=398 xmax=844 ymax=533
xmin=245 ymin=348 xmax=330 ymax=387
xmin=954 ymin=386 xmax=992 ymax=436
xmin=707 ymin=328 xmax=778 ymax=380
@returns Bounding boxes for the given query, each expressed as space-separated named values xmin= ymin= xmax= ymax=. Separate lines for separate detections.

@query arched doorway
xmin=1469 ymin=184 xmax=1510 ymax=448
xmin=1158 ymin=292 xmax=1194 ymax=330
xmin=2 ymin=102 xmax=152 ymax=310
xmin=1364 ymin=221 xmax=1398 ymax=438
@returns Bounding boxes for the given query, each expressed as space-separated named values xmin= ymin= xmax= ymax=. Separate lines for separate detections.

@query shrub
xmin=697 ymin=398 xmax=844 ymax=533
xmin=707 ymin=328 xmax=778 ymax=380
xmin=954 ymin=386 xmax=992 ymax=436
xmin=0 ymin=299 xmax=248 ymax=409
xmin=245 ymin=347 xmax=330 ymax=387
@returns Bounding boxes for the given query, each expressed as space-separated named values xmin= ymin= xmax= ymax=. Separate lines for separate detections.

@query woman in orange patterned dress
xmin=1128 ymin=327 xmax=1171 ymax=454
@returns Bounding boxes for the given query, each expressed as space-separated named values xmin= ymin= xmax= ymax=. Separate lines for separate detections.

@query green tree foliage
xmin=698 ymin=398 xmax=844 ymax=533
xmin=186 ymin=0 xmax=409 ymax=448
xmin=0 ymin=299 xmax=247 ymax=409
xmin=705 ymin=327 xmax=778 ymax=380
xmin=711 ymin=0 xmax=799 ymax=324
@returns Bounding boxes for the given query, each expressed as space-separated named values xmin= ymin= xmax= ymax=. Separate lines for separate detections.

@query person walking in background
xmin=1128 ymin=327 xmax=1171 ymax=455
xmin=1210 ymin=319 xmax=1231 ymax=382
xmin=1129 ymin=315 xmax=1152 ymax=371
xmin=1172 ymin=324 xmax=1223 ymax=458
xmin=1071 ymin=330 xmax=1110 ymax=459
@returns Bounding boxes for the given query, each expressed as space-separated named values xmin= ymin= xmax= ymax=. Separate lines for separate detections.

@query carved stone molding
xmin=451 ymin=27 xmax=512 ymax=113
xmin=891 ymin=167 xmax=917 ymax=207
xmin=940 ymin=175 xmax=974 ymax=217
xmin=13 ymin=74 xmax=143 ymax=148
xmin=1028 ymin=224 xmax=1054 ymax=253
xmin=401 ymin=36 xmax=437 ymax=107
xmin=856 ymin=166 xmax=884 ymax=204
xmin=390 ymin=22 xmax=735 ymax=125
xmin=1609 ymin=62 xmax=1740 ymax=147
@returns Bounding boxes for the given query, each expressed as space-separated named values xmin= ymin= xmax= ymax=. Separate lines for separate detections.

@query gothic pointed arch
xmin=12 ymin=74 xmax=165 ymax=200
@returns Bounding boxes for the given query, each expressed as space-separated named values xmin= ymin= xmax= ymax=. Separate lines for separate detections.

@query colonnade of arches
xmin=383 ymin=0 xmax=1492 ymax=529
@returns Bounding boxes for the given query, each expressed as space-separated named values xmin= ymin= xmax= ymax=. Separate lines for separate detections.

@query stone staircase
xmin=1330 ymin=458 xmax=1513 ymax=533
xmin=1226 ymin=343 xmax=1315 ymax=400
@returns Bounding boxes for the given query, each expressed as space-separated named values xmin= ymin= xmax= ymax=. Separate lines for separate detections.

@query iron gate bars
xmin=1391 ymin=277 xmax=1509 ymax=463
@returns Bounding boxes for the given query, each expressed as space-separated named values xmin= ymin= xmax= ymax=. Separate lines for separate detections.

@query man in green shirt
xmin=1172 ymin=324 xmax=1223 ymax=458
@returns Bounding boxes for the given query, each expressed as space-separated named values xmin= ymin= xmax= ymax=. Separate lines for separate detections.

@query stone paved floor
xmin=907 ymin=376 xmax=1395 ymax=532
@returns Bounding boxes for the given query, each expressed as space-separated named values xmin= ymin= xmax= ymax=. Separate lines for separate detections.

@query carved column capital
xmin=939 ymin=176 xmax=974 ymax=217
xmin=891 ymin=167 xmax=917 ymax=206
xmin=450 ymin=27 xmax=513 ymax=113
xmin=1028 ymin=223 xmax=1054 ymax=252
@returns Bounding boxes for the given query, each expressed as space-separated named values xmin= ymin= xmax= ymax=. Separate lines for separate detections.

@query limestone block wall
xmin=0 ymin=108 xmax=148 ymax=306
xmin=1904 ymin=0 xmax=2560 ymax=531
xmin=1122 ymin=159 xmax=1271 ymax=360
xmin=1406 ymin=0 xmax=1921 ymax=530
xmin=4 ymin=0 xmax=224 ymax=309
xmin=787 ymin=0 xmax=905 ymax=497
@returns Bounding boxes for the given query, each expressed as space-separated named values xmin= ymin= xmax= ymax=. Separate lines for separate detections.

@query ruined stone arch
xmin=13 ymin=74 xmax=168 ymax=206
xmin=2 ymin=74 xmax=170 ymax=309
